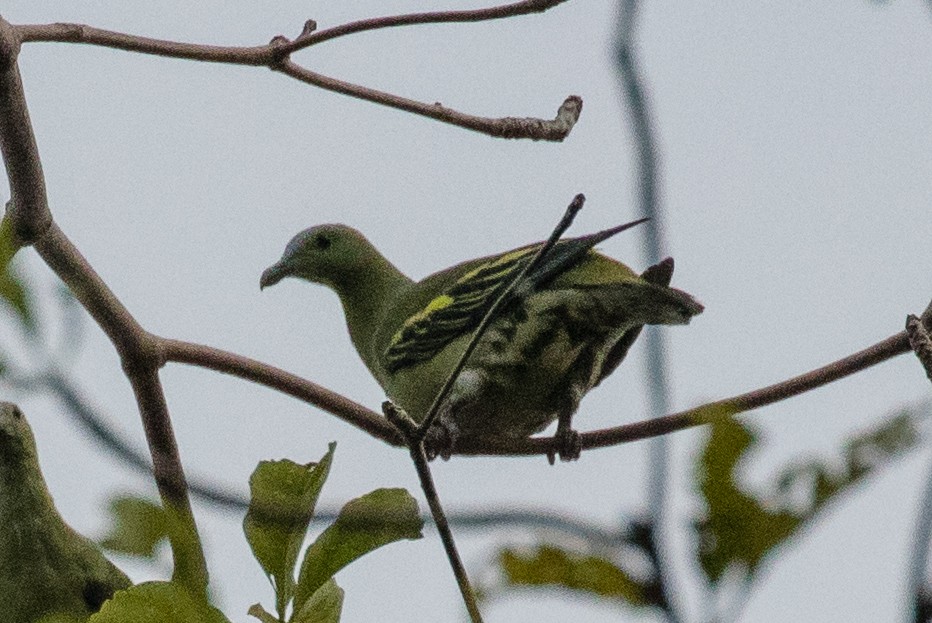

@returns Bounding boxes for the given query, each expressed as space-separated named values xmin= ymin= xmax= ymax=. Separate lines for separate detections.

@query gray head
xmin=260 ymin=224 xmax=383 ymax=292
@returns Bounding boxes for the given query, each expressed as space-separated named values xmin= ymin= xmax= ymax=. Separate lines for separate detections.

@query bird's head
xmin=261 ymin=224 xmax=379 ymax=292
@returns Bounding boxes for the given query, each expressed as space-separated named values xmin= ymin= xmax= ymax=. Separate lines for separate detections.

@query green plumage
xmin=262 ymin=222 xmax=703 ymax=460
xmin=0 ymin=403 xmax=131 ymax=622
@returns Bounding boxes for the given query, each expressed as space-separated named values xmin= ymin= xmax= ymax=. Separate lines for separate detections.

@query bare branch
xmin=280 ymin=0 xmax=572 ymax=53
xmin=0 ymin=19 xmax=50 ymax=244
xmin=158 ymin=338 xmax=402 ymax=445
xmin=17 ymin=22 xmax=275 ymax=64
xmin=384 ymin=402 xmax=484 ymax=623
xmin=0 ymin=15 xmax=207 ymax=592
xmin=14 ymin=10 xmax=582 ymax=142
xmin=278 ymin=60 xmax=581 ymax=140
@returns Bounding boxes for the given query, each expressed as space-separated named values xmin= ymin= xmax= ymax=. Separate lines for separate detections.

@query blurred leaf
xmin=774 ymin=410 xmax=918 ymax=513
xmin=100 ymin=495 xmax=207 ymax=596
xmin=694 ymin=414 xmax=798 ymax=584
xmin=0 ymin=215 xmax=36 ymax=334
xmin=293 ymin=488 xmax=422 ymax=613
xmin=246 ymin=604 xmax=279 ymax=623
xmin=101 ymin=496 xmax=169 ymax=559
xmin=695 ymin=407 xmax=922 ymax=586
xmin=89 ymin=581 xmax=229 ymax=623
xmin=292 ymin=580 xmax=343 ymax=623
xmin=496 ymin=544 xmax=650 ymax=607
xmin=244 ymin=444 xmax=335 ymax=619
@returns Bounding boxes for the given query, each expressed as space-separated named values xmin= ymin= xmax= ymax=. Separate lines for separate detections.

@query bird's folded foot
xmin=548 ymin=427 xmax=581 ymax=464
xmin=424 ymin=419 xmax=461 ymax=461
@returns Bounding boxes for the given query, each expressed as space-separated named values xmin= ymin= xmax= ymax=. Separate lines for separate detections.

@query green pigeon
xmin=261 ymin=221 xmax=703 ymax=461
xmin=0 ymin=402 xmax=131 ymax=622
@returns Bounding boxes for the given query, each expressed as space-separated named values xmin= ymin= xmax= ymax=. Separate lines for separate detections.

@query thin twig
xmin=278 ymin=60 xmax=582 ymax=141
xmin=615 ymin=0 xmax=680 ymax=619
xmin=384 ymin=403 xmax=484 ymax=623
xmin=415 ymin=193 xmax=586 ymax=440
xmin=280 ymin=0 xmax=572 ymax=53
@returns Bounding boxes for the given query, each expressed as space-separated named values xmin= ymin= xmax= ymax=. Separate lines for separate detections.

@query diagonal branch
xmin=158 ymin=338 xmax=401 ymax=445
xmin=0 ymin=17 xmax=208 ymax=593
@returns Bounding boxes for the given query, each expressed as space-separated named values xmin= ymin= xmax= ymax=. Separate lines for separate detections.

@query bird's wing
xmin=384 ymin=246 xmax=537 ymax=373
xmin=383 ymin=221 xmax=646 ymax=373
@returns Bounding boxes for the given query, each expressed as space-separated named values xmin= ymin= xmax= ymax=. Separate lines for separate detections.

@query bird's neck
xmin=336 ymin=260 xmax=412 ymax=379
xmin=0 ymin=451 xmax=69 ymax=557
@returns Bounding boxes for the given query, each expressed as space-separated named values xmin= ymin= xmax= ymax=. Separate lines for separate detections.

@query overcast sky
xmin=3 ymin=1 xmax=932 ymax=621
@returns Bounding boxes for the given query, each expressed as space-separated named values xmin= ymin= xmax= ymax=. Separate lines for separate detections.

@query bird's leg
xmin=550 ymin=409 xmax=582 ymax=464
xmin=423 ymin=417 xmax=461 ymax=461
xmin=423 ymin=368 xmax=487 ymax=461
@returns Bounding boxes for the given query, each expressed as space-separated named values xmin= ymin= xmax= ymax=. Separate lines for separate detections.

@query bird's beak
xmin=260 ymin=260 xmax=290 ymax=290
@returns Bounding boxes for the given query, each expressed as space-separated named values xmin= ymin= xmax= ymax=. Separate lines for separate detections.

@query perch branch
xmin=454 ymin=308 xmax=932 ymax=455
xmin=158 ymin=338 xmax=401 ymax=445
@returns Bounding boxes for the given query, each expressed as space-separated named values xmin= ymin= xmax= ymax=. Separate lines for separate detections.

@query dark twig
xmin=384 ymin=403 xmax=484 ymax=623
xmin=907 ymin=302 xmax=932 ymax=383
xmin=415 ymin=193 xmax=586 ymax=440
xmin=279 ymin=0 xmax=572 ymax=53
xmin=615 ymin=0 xmax=680 ymax=620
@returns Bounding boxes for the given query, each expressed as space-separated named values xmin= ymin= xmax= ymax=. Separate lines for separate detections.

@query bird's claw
xmin=548 ymin=427 xmax=581 ymax=464
xmin=424 ymin=419 xmax=460 ymax=461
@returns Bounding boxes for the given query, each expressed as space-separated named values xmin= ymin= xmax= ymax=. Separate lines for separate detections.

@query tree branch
xmin=0 ymin=15 xmax=207 ymax=592
xmin=452 ymin=315 xmax=930 ymax=456
xmin=278 ymin=60 xmax=582 ymax=141
xmin=158 ymin=338 xmax=401 ymax=445
xmin=279 ymin=0 xmax=572 ymax=53
xmin=13 ymin=5 xmax=582 ymax=142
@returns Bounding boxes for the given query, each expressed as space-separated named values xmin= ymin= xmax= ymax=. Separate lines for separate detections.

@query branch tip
xmin=907 ymin=313 xmax=932 ymax=383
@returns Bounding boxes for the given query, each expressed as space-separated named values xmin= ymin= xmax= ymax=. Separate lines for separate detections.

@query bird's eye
xmin=314 ymin=235 xmax=331 ymax=250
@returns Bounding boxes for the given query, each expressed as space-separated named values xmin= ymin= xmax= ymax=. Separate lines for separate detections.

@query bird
xmin=0 ymin=402 xmax=131 ymax=622
xmin=260 ymin=220 xmax=703 ymax=462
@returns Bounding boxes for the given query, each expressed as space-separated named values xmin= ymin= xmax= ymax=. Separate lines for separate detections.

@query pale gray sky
xmin=3 ymin=1 xmax=932 ymax=621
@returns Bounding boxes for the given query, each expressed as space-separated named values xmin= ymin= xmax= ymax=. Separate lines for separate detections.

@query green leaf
xmin=246 ymin=603 xmax=280 ymax=623
xmin=694 ymin=407 xmax=922 ymax=586
xmin=773 ymin=410 xmax=920 ymax=516
xmin=496 ymin=545 xmax=650 ymax=607
xmin=0 ymin=215 xmax=36 ymax=333
xmin=293 ymin=488 xmax=422 ymax=613
xmin=244 ymin=444 xmax=335 ymax=619
xmin=694 ymin=412 xmax=799 ymax=584
xmin=90 ymin=582 xmax=230 ymax=623
xmin=101 ymin=496 xmax=169 ymax=559
xmin=291 ymin=580 xmax=344 ymax=623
